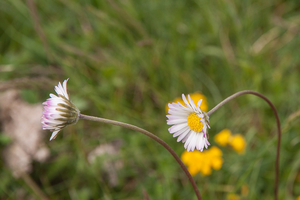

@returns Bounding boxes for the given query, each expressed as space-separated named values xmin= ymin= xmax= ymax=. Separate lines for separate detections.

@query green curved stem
xmin=207 ymin=90 xmax=281 ymax=200
xmin=79 ymin=114 xmax=202 ymax=200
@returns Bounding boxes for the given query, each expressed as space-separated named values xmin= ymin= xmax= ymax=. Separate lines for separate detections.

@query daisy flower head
xmin=166 ymin=94 xmax=210 ymax=152
xmin=41 ymin=79 xmax=80 ymax=141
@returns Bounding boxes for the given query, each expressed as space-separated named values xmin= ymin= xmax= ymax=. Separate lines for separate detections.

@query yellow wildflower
xmin=209 ymin=146 xmax=222 ymax=157
xmin=187 ymin=165 xmax=200 ymax=176
xmin=166 ymin=92 xmax=208 ymax=113
xmin=229 ymin=134 xmax=246 ymax=154
xmin=181 ymin=146 xmax=223 ymax=176
xmin=181 ymin=150 xmax=198 ymax=166
xmin=297 ymin=196 xmax=300 ymax=200
xmin=214 ymin=129 xmax=232 ymax=146
xmin=227 ymin=193 xmax=240 ymax=200
xmin=200 ymin=162 xmax=212 ymax=175
xmin=211 ymin=156 xmax=223 ymax=170
xmin=214 ymin=129 xmax=247 ymax=154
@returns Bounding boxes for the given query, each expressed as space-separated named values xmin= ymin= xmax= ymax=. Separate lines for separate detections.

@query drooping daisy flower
xmin=166 ymin=94 xmax=210 ymax=152
xmin=41 ymin=79 xmax=80 ymax=141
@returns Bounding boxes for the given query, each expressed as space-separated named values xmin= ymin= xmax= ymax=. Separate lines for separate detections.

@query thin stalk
xmin=207 ymin=90 xmax=281 ymax=200
xmin=79 ymin=114 xmax=202 ymax=200
xmin=21 ymin=173 xmax=49 ymax=200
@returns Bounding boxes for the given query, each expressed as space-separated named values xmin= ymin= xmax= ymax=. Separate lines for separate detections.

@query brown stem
xmin=207 ymin=90 xmax=281 ymax=200
xmin=79 ymin=114 xmax=202 ymax=200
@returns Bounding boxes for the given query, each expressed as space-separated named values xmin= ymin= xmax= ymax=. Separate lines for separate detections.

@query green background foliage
xmin=1 ymin=0 xmax=300 ymax=199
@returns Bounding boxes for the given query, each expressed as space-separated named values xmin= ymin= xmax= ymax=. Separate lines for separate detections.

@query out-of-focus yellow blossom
xmin=297 ymin=196 xmax=300 ymax=200
xmin=229 ymin=134 xmax=246 ymax=154
xmin=181 ymin=146 xmax=223 ymax=176
xmin=214 ymin=129 xmax=247 ymax=154
xmin=166 ymin=92 xmax=208 ymax=113
xmin=209 ymin=146 xmax=223 ymax=170
xmin=214 ymin=129 xmax=232 ymax=146
xmin=227 ymin=193 xmax=240 ymax=200
xmin=241 ymin=184 xmax=249 ymax=197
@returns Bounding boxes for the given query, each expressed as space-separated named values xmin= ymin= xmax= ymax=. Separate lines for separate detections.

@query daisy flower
xmin=41 ymin=79 xmax=80 ymax=141
xmin=166 ymin=94 xmax=210 ymax=152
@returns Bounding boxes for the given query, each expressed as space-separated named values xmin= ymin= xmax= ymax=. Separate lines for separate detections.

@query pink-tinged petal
xmin=205 ymin=138 xmax=209 ymax=148
xmin=189 ymin=133 xmax=198 ymax=152
xmin=170 ymin=102 xmax=191 ymax=110
xmin=182 ymin=131 xmax=191 ymax=143
xmin=168 ymin=109 xmax=190 ymax=116
xmin=196 ymin=99 xmax=203 ymax=110
xmin=62 ymin=79 xmax=69 ymax=99
xmin=166 ymin=115 xmax=186 ymax=120
xmin=198 ymin=113 xmax=204 ymax=118
xmin=168 ymin=104 xmax=191 ymax=113
xmin=187 ymin=94 xmax=197 ymax=111
xmin=173 ymin=126 xmax=189 ymax=138
xmin=195 ymin=133 xmax=204 ymax=151
xmin=168 ymin=123 xmax=187 ymax=133
xmin=50 ymin=130 xmax=60 ymax=141
xmin=184 ymin=131 xmax=195 ymax=151
xmin=176 ymin=128 xmax=190 ymax=142
xmin=182 ymin=94 xmax=192 ymax=109
xmin=49 ymin=93 xmax=57 ymax=98
xmin=54 ymin=80 xmax=69 ymax=99
xmin=167 ymin=118 xmax=187 ymax=125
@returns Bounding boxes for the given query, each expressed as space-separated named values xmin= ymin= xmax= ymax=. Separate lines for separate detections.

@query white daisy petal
xmin=174 ymin=126 xmax=190 ymax=138
xmin=62 ymin=79 xmax=70 ymax=99
xmin=49 ymin=130 xmax=60 ymax=141
xmin=182 ymin=131 xmax=191 ymax=143
xmin=196 ymin=133 xmax=203 ymax=151
xmin=188 ymin=95 xmax=197 ymax=111
xmin=182 ymin=94 xmax=192 ymax=109
xmin=166 ymin=115 xmax=186 ymax=120
xmin=49 ymin=93 xmax=57 ymax=98
xmin=176 ymin=128 xmax=191 ymax=142
xmin=54 ymin=82 xmax=64 ymax=96
xmin=197 ymin=99 xmax=203 ymax=110
xmin=169 ymin=103 xmax=191 ymax=113
xmin=168 ymin=123 xmax=187 ymax=133
xmin=186 ymin=132 xmax=197 ymax=152
xmin=168 ymin=109 xmax=190 ymax=116
xmin=167 ymin=118 xmax=187 ymax=125
xmin=184 ymin=131 xmax=193 ymax=150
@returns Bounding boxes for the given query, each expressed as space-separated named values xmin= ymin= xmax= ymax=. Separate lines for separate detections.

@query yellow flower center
xmin=187 ymin=113 xmax=203 ymax=132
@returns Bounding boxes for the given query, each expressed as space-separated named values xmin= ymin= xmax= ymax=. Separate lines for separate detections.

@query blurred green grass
xmin=1 ymin=0 xmax=300 ymax=199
